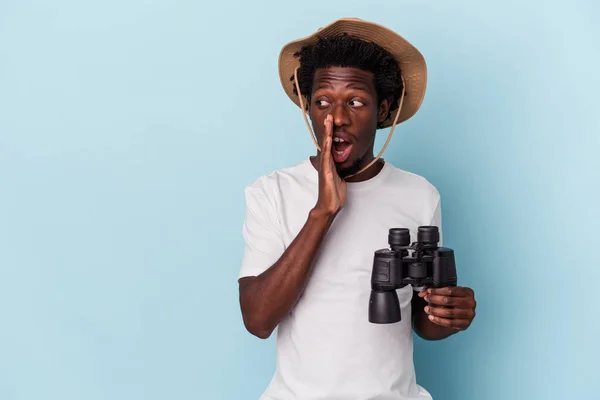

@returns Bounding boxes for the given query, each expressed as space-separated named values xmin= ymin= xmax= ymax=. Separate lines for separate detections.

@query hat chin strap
xmin=293 ymin=67 xmax=406 ymax=181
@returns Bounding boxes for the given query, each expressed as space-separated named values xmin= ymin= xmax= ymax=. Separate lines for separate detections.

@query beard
xmin=336 ymin=156 xmax=362 ymax=178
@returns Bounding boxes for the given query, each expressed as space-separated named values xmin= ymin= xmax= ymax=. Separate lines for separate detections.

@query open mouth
xmin=332 ymin=137 xmax=352 ymax=164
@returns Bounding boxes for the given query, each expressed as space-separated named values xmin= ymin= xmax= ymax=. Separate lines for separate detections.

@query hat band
xmin=293 ymin=67 xmax=405 ymax=180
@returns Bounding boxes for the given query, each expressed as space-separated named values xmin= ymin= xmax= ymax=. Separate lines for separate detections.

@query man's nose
xmin=332 ymin=103 xmax=350 ymax=127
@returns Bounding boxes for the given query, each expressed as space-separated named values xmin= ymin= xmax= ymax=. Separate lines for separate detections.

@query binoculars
xmin=368 ymin=226 xmax=457 ymax=324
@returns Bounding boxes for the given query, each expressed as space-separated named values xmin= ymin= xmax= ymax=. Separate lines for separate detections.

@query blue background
xmin=1 ymin=1 xmax=598 ymax=399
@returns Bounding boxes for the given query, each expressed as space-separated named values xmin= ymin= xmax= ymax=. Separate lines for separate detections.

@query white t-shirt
xmin=239 ymin=157 xmax=443 ymax=400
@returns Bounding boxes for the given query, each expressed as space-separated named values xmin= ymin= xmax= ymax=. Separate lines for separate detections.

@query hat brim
xmin=278 ymin=18 xmax=427 ymax=128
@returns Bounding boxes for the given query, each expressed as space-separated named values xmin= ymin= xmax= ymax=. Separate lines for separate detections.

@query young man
xmin=237 ymin=18 xmax=477 ymax=400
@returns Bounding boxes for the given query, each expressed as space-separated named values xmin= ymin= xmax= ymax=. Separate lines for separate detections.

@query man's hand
xmin=417 ymin=286 xmax=477 ymax=331
xmin=315 ymin=114 xmax=346 ymax=217
xmin=238 ymin=113 xmax=347 ymax=339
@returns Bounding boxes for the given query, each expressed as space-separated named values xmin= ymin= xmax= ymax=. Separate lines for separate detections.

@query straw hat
xmin=278 ymin=17 xmax=427 ymax=128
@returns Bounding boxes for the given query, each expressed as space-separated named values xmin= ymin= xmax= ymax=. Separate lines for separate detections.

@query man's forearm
xmin=412 ymin=295 xmax=458 ymax=341
xmin=239 ymin=207 xmax=335 ymax=339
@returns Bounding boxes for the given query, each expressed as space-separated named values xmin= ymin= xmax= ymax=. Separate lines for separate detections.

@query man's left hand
xmin=418 ymin=286 xmax=477 ymax=331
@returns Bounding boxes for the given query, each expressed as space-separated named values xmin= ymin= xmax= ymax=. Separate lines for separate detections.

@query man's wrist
xmin=309 ymin=206 xmax=337 ymax=225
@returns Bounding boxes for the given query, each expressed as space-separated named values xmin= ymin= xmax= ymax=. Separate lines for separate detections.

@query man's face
xmin=309 ymin=66 xmax=389 ymax=177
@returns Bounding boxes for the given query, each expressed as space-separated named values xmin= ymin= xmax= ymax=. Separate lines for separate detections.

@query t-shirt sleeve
xmin=238 ymin=184 xmax=286 ymax=279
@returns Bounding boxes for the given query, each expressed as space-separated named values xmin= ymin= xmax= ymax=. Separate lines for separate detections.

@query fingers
xmin=420 ymin=286 xmax=476 ymax=331
xmin=427 ymin=286 xmax=474 ymax=297
xmin=321 ymin=114 xmax=333 ymax=168
xmin=426 ymin=314 xmax=472 ymax=330
xmin=425 ymin=305 xmax=475 ymax=320
xmin=423 ymin=286 xmax=476 ymax=309
xmin=425 ymin=293 xmax=476 ymax=309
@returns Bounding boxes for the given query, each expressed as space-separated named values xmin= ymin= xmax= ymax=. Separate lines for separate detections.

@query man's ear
xmin=378 ymin=99 xmax=390 ymax=124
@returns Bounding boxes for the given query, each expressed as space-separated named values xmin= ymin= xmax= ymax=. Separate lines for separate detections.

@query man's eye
xmin=350 ymin=100 xmax=364 ymax=107
xmin=316 ymin=100 xmax=331 ymax=107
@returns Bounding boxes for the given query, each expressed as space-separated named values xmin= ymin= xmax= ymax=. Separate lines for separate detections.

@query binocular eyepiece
xmin=368 ymin=226 xmax=458 ymax=324
xmin=388 ymin=226 xmax=439 ymax=248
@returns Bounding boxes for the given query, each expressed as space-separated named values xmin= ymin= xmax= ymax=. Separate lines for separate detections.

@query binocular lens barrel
xmin=368 ymin=290 xmax=402 ymax=323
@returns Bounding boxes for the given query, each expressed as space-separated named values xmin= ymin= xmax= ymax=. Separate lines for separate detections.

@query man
xmin=237 ymin=18 xmax=477 ymax=400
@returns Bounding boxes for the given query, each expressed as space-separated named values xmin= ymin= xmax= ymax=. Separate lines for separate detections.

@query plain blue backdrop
xmin=1 ymin=1 xmax=598 ymax=399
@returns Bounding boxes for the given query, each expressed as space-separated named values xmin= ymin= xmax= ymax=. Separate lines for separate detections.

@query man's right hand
xmin=239 ymin=114 xmax=350 ymax=339
xmin=315 ymin=114 xmax=347 ymax=217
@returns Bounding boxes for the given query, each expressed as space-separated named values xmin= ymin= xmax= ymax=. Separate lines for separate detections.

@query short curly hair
xmin=291 ymin=33 xmax=404 ymax=128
